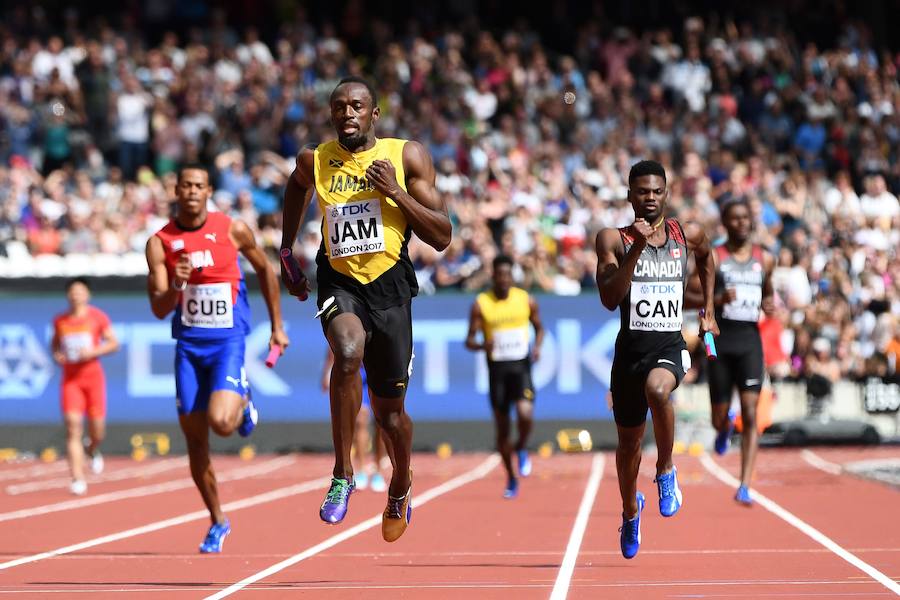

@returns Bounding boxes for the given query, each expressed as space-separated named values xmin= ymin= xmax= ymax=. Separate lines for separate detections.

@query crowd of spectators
xmin=0 ymin=6 xmax=897 ymax=383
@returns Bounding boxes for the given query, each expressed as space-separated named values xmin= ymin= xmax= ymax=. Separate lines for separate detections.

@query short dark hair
xmin=721 ymin=197 xmax=750 ymax=218
xmin=493 ymin=255 xmax=514 ymax=271
xmin=332 ymin=76 xmax=378 ymax=107
xmin=177 ymin=164 xmax=210 ymax=183
xmin=628 ymin=160 xmax=667 ymax=184
xmin=66 ymin=276 xmax=90 ymax=291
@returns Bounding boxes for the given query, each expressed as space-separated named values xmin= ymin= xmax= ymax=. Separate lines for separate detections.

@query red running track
xmin=0 ymin=446 xmax=898 ymax=599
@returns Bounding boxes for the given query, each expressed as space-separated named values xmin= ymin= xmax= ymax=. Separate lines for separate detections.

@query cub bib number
xmin=326 ymin=199 xmax=385 ymax=258
xmin=181 ymin=282 xmax=233 ymax=328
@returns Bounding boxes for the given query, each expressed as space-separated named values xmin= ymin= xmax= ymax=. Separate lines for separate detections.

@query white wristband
xmin=173 ymin=279 xmax=187 ymax=291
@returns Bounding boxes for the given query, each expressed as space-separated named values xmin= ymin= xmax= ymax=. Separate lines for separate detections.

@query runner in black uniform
xmin=707 ymin=198 xmax=775 ymax=505
xmin=595 ymin=160 xmax=718 ymax=559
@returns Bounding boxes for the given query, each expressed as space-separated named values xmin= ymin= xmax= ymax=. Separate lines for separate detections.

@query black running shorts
xmin=707 ymin=336 xmax=764 ymax=403
xmin=318 ymin=289 xmax=413 ymax=399
xmin=487 ymin=358 xmax=535 ymax=413
xmin=610 ymin=341 xmax=688 ymax=428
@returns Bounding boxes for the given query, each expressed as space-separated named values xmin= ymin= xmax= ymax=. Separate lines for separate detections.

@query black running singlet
xmin=616 ymin=218 xmax=689 ymax=353
xmin=714 ymin=244 xmax=764 ymax=336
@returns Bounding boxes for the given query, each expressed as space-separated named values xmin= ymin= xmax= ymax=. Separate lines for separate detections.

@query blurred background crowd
xmin=0 ymin=1 xmax=897 ymax=384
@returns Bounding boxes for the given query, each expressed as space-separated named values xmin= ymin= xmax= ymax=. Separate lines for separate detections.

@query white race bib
xmin=326 ymin=199 xmax=385 ymax=258
xmin=181 ymin=282 xmax=233 ymax=328
xmin=722 ymin=284 xmax=762 ymax=322
xmin=61 ymin=332 xmax=93 ymax=362
xmin=629 ymin=282 xmax=683 ymax=331
xmin=490 ymin=328 xmax=529 ymax=361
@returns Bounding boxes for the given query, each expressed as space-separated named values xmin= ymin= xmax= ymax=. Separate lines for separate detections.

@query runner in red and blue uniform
xmin=146 ymin=165 xmax=288 ymax=553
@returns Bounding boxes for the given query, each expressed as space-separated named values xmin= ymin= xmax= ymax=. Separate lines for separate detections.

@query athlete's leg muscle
xmin=493 ymin=408 xmax=514 ymax=481
xmin=207 ymin=390 xmax=244 ymax=436
xmin=514 ymin=399 xmax=533 ymax=452
xmin=738 ymin=389 xmax=760 ymax=486
xmin=180 ymin=412 xmax=225 ymax=523
xmin=371 ymin=392 xmax=412 ymax=497
xmin=616 ymin=422 xmax=646 ymax=518
xmin=64 ymin=412 xmax=86 ymax=482
xmin=645 ymin=368 xmax=677 ymax=475
xmin=327 ymin=313 xmax=366 ymax=479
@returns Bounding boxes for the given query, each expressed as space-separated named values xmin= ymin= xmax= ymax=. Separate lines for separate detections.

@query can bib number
xmin=181 ymin=282 xmax=233 ymax=328
xmin=326 ymin=199 xmax=385 ymax=258
xmin=629 ymin=282 xmax=683 ymax=331
xmin=722 ymin=284 xmax=762 ymax=322
xmin=490 ymin=328 xmax=529 ymax=362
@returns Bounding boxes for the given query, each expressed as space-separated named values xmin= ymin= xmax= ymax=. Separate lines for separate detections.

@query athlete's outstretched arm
xmin=684 ymin=222 xmax=720 ymax=335
xmin=232 ymin=219 xmax=289 ymax=352
xmin=366 ymin=140 xmax=451 ymax=251
xmin=145 ymin=235 xmax=190 ymax=319
xmin=464 ymin=302 xmax=488 ymax=352
xmin=529 ymin=296 xmax=545 ymax=363
xmin=280 ymin=147 xmax=316 ymax=297
xmin=595 ymin=227 xmax=641 ymax=310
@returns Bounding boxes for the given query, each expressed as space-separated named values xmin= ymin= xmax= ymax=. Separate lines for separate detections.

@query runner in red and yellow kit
xmin=51 ymin=277 xmax=119 ymax=496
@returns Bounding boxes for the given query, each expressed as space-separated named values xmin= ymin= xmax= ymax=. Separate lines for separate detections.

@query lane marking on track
xmin=6 ymin=458 xmax=189 ymax=495
xmin=801 ymin=449 xmax=843 ymax=475
xmin=0 ymin=463 xmax=69 ymax=482
xmin=0 ymin=472 xmax=330 ymax=571
xmin=700 ymin=453 xmax=900 ymax=596
xmin=549 ymin=453 xmax=605 ymax=600
xmin=0 ymin=455 xmax=296 ymax=523
xmin=0 ymin=578 xmax=893 ymax=594
xmin=202 ymin=454 xmax=501 ymax=600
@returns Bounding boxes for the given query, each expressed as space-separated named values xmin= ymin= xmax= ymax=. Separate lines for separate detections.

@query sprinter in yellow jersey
xmin=465 ymin=255 xmax=544 ymax=499
xmin=280 ymin=77 xmax=451 ymax=542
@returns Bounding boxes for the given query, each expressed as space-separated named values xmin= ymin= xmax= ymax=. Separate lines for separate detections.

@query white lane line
xmin=801 ymin=450 xmax=843 ymax=475
xmin=549 ymin=453 xmax=605 ymax=600
xmin=700 ymin=453 xmax=900 ymax=596
xmin=6 ymin=458 xmax=189 ymax=495
xmin=203 ymin=454 xmax=501 ymax=600
xmin=0 ymin=463 xmax=69 ymax=482
xmin=0 ymin=455 xmax=295 ymax=523
xmin=0 ymin=578 xmax=890 ymax=593
xmin=0 ymin=473 xmax=331 ymax=571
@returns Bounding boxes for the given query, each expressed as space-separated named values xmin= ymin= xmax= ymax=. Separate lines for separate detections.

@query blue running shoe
xmin=237 ymin=395 xmax=258 ymax=438
xmin=320 ymin=477 xmax=354 ymax=524
xmin=619 ymin=492 xmax=645 ymax=559
xmin=199 ymin=520 xmax=231 ymax=553
xmin=714 ymin=410 xmax=735 ymax=455
xmin=655 ymin=467 xmax=683 ymax=517
xmin=354 ymin=471 xmax=370 ymax=490
xmin=503 ymin=477 xmax=519 ymax=499
xmin=517 ymin=449 xmax=532 ymax=477
xmin=735 ymin=484 xmax=753 ymax=506
xmin=370 ymin=472 xmax=387 ymax=493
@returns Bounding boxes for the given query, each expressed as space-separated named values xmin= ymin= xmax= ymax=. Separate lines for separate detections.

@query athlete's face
xmin=628 ymin=174 xmax=667 ymax=221
xmin=330 ymin=83 xmax=379 ymax=151
xmin=176 ymin=169 xmax=211 ymax=217
xmin=723 ymin=202 xmax=752 ymax=243
xmin=66 ymin=282 xmax=90 ymax=310
xmin=493 ymin=264 xmax=513 ymax=296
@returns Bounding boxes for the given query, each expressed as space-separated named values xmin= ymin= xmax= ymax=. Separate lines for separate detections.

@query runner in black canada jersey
xmin=595 ymin=160 xmax=718 ymax=559
xmin=696 ymin=198 xmax=775 ymax=506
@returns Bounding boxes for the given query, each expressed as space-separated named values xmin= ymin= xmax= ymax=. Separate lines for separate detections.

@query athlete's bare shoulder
xmin=293 ymin=144 xmax=317 ymax=186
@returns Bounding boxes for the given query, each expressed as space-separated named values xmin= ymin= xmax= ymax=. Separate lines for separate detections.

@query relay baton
xmin=265 ymin=347 xmax=282 ymax=368
xmin=703 ymin=331 xmax=718 ymax=360
xmin=279 ymin=248 xmax=308 ymax=301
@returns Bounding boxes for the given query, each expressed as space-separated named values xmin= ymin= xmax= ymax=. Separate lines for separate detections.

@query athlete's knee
xmin=373 ymin=409 xmax=406 ymax=436
xmin=332 ymin=340 xmax=364 ymax=376
xmin=645 ymin=383 xmax=673 ymax=407
xmin=208 ymin=416 xmax=234 ymax=437
xmin=517 ymin=400 xmax=534 ymax=420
